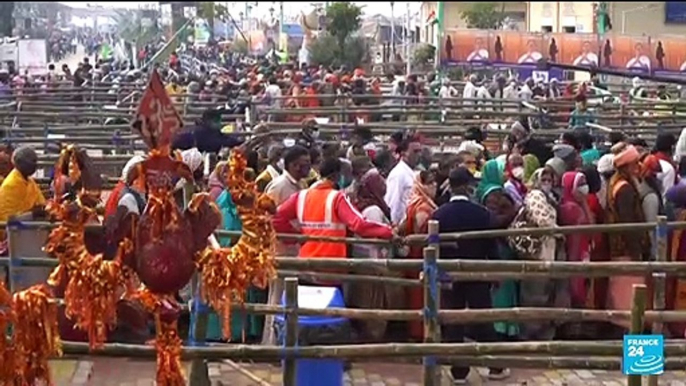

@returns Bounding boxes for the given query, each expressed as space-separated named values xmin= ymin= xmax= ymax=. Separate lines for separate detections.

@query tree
xmin=0 ymin=2 xmax=14 ymax=37
xmin=309 ymin=33 xmax=367 ymax=68
xmin=197 ymin=2 xmax=229 ymax=32
xmin=460 ymin=2 xmax=506 ymax=30
xmin=326 ymin=2 xmax=363 ymax=51
xmin=413 ymin=43 xmax=435 ymax=67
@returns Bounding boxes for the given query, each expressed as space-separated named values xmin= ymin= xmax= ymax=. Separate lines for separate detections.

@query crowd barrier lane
xmin=2 ymin=218 xmax=681 ymax=384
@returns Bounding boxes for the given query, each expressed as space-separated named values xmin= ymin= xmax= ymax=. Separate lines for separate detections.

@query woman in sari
xmin=349 ymin=168 xmax=402 ymax=341
xmin=519 ymin=168 xmax=559 ymax=340
xmin=476 ymin=164 xmax=519 ymax=341
xmin=605 ymin=144 xmax=651 ymax=329
xmin=403 ymin=170 xmax=438 ymax=341
xmin=503 ymin=153 xmax=527 ymax=209
xmin=559 ymin=171 xmax=592 ymax=307
xmin=208 ymin=161 xmax=228 ymax=201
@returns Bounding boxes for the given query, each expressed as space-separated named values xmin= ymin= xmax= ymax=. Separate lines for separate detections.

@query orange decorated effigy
xmin=0 ymin=69 xmax=277 ymax=386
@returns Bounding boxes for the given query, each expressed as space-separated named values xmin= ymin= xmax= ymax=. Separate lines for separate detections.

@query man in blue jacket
xmin=171 ymin=109 xmax=244 ymax=153
xmin=432 ymin=167 xmax=509 ymax=383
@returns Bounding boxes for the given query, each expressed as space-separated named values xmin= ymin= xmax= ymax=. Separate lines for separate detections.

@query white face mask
xmin=577 ymin=185 xmax=590 ymax=195
xmin=540 ymin=182 xmax=553 ymax=193
xmin=277 ymin=159 xmax=285 ymax=170
xmin=512 ymin=166 xmax=525 ymax=180
xmin=311 ymin=130 xmax=320 ymax=139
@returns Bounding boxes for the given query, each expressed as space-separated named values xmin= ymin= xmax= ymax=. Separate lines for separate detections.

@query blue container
xmin=275 ymin=286 xmax=347 ymax=386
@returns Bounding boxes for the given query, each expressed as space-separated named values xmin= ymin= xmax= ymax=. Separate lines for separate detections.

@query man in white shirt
xmin=384 ymin=135 xmax=422 ymax=224
xmin=519 ymin=78 xmax=534 ymax=101
xmin=438 ymin=78 xmax=457 ymax=99
xmin=462 ymin=74 xmax=478 ymax=105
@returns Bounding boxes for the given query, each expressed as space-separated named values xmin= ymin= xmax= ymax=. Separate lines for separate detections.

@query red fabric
xmin=654 ymin=151 xmax=679 ymax=185
xmin=105 ymin=181 xmax=126 ymax=218
xmin=403 ymin=201 xmax=433 ymax=341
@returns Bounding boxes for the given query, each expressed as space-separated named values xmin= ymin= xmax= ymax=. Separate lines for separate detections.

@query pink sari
xmin=559 ymin=172 xmax=592 ymax=307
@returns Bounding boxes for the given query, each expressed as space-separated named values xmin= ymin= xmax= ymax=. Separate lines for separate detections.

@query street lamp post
xmin=390 ymin=1 xmax=395 ymax=57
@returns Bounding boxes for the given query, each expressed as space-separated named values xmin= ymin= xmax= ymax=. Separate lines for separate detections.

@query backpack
xmin=123 ymin=185 xmax=147 ymax=214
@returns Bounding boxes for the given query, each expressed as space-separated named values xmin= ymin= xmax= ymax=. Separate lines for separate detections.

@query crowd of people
xmin=65 ymin=115 xmax=686 ymax=383
xmin=2 ymin=36 xmax=686 ymax=383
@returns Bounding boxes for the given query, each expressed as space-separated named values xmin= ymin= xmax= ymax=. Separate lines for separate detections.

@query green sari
xmin=475 ymin=160 xmax=520 ymax=337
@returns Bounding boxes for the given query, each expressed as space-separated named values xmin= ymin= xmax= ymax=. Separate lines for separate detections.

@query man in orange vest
xmin=273 ymin=157 xmax=396 ymax=260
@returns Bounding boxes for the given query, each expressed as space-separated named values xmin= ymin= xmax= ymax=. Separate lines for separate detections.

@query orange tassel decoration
xmin=12 ymin=284 xmax=62 ymax=385
xmin=0 ymin=281 xmax=14 ymax=384
xmin=135 ymin=288 xmax=185 ymax=386
xmin=195 ymin=149 xmax=277 ymax=339
xmin=64 ymin=253 xmax=125 ymax=350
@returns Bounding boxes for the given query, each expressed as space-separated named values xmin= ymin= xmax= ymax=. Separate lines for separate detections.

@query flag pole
xmin=435 ymin=2 xmax=444 ymax=73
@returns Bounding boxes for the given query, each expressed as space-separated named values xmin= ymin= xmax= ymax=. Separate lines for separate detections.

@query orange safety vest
xmin=296 ymin=185 xmax=347 ymax=258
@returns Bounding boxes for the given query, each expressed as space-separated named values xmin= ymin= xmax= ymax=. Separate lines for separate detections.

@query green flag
xmin=435 ymin=2 xmax=444 ymax=71
xmin=100 ymin=42 xmax=113 ymax=60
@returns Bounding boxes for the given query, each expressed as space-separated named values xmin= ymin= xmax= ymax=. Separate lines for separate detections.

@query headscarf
xmin=354 ymin=169 xmax=391 ymax=219
xmin=523 ymin=154 xmax=540 ymax=182
xmin=408 ymin=172 xmax=438 ymax=211
xmin=613 ymin=144 xmax=640 ymax=168
xmin=208 ymin=161 xmax=228 ymax=201
xmin=122 ymin=155 xmax=145 ymax=183
xmin=545 ymin=157 xmax=566 ymax=179
xmin=476 ymin=159 xmax=504 ymax=203
xmin=597 ymin=154 xmax=615 ymax=175
xmin=561 ymin=171 xmax=586 ymax=204
xmin=181 ymin=148 xmax=204 ymax=173
xmin=640 ymin=154 xmax=662 ymax=180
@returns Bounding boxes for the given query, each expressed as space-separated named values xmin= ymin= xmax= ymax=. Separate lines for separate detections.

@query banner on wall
xmin=442 ymin=29 xmax=686 ymax=74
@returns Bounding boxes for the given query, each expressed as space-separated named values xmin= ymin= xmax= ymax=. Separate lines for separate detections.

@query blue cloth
xmin=216 ymin=190 xmax=242 ymax=246
xmin=431 ymin=200 xmax=497 ymax=260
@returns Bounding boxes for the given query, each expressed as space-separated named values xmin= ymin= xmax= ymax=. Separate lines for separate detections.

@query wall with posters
xmin=442 ymin=29 xmax=686 ymax=74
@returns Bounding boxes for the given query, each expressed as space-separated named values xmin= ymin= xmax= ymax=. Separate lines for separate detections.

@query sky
xmin=58 ymin=1 xmax=421 ymax=20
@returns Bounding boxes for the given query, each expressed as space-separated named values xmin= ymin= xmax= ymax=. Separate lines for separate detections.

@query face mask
xmin=540 ymin=182 xmax=553 ymax=193
xmin=512 ymin=166 xmax=524 ymax=180
xmin=577 ymin=185 xmax=589 ymax=195
xmin=311 ymin=130 xmax=320 ymax=139
xmin=277 ymin=159 xmax=285 ymax=171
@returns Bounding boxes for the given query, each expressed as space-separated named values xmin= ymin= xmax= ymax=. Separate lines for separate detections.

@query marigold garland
xmin=0 ymin=281 xmax=14 ymax=384
xmin=11 ymin=284 xmax=62 ymax=385
xmin=195 ymin=149 xmax=277 ymax=340
xmin=134 ymin=288 xmax=185 ymax=386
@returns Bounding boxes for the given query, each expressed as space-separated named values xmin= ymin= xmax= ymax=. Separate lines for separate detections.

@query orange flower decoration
xmin=12 ymin=285 xmax=61 ymax=385
xmin=195 ymin=149 xmax=277 ymax=340
xmin=134 ymin=288 xmax=185 ymax=386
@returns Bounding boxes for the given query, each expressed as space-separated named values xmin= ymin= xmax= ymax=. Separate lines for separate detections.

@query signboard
xmin=17 ymin=39 xmax=47 ymax=76
xmin=441 ymin=29 xmax=686 ymax=74
xmin=666 ymin=1 xmax=686 ymax=24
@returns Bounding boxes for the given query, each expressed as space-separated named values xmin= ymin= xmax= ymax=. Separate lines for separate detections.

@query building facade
xmin=609 ymin=2 xmax=686 ymax=36
xmin=421 ymin=2 xmax=686 ymax=42
xmin=420 ymin=2 xmax=526 ymax=44
xmin=527 ymin=2 xmax=595 ymax=33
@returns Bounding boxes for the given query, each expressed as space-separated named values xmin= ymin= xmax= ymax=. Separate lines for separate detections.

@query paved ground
xmin=49 ymin=359 xmax=686 ymax=385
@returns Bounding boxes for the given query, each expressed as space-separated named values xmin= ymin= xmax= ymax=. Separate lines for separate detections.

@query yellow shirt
xmin=0 ymin=169 xmax=46 ymax=222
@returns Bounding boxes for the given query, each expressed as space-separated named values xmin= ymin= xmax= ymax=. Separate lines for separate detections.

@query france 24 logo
xmin=623 ymin=335 xmax=664 ymax=375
